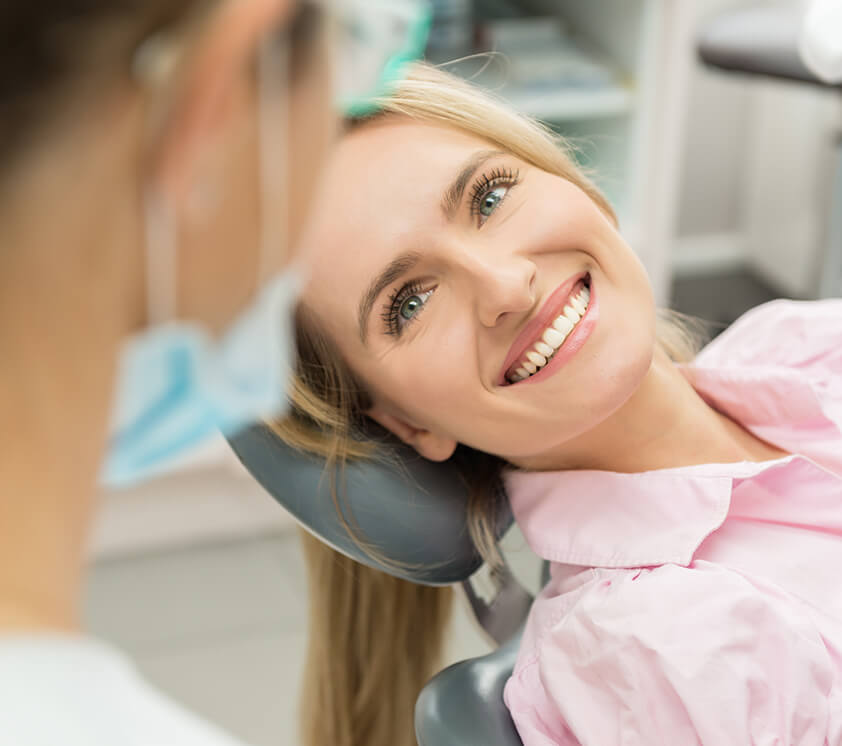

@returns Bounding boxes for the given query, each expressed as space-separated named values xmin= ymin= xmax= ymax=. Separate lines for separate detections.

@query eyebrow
xmin=357 ymin=251 xmax=423 ymax=344
xmin=441 ymin=149 xmax=505 ymax=219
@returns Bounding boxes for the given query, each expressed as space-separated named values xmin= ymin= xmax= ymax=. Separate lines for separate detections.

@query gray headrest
xmin=226 ymin=424 xmax=513 ymax=586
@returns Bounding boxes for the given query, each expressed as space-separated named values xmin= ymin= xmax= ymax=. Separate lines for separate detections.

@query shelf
xmin=437 ymin=55 xmax=633 ymax=123
xmin=500 ymin=83 xmax=633 ymax=121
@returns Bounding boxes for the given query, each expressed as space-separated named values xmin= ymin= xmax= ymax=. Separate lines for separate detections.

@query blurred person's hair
xmin=0 ymin=1 xmax=190 ymax=167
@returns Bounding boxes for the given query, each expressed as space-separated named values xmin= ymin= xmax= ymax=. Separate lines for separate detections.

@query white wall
xmin=742 ymin=81 xmax=841 ymax=296
xmin=672 ymin=0 xmax=842 ymax=294
xmin=677 ymin=58 xmax=751 ymax=236
xmin=673 ymin=0 xmax=755 ymax=275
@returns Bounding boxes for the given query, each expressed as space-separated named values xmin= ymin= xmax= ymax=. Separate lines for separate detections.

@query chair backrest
xmin=226 ymin=423 xmax=513 ymax=585
xmin=226 ymin=423 xmax=527 ymax=746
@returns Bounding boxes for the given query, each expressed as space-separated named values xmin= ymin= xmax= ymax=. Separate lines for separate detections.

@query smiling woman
xmin=276 ymin=62 xmax=703 ymax=746
xmin=280 ymin=59 xmax=842 ymax=746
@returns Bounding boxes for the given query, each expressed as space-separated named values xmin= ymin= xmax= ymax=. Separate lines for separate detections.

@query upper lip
xmin=497 ymin=271 xmax=589 ymax=385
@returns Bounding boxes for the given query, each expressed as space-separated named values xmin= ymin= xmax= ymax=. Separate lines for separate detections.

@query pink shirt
xmin=503 ymin=299 xmax=842 ymax=745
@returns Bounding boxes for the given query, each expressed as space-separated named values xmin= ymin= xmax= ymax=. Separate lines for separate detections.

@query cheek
xmin=527 ymin=178 xmax=608 ymax=247
xmin=367 ymin=324 xmax=479 ymax=428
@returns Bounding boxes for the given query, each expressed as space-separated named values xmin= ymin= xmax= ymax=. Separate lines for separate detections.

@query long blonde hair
xmin=273 ymin=62 xmax=702 ymax=746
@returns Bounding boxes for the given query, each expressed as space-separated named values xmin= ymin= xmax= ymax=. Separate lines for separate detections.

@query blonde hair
xmin=273 ymin=62 xmax=703 ymax=746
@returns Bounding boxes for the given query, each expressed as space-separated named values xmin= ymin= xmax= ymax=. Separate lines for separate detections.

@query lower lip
xmin=513 ymin=279 xmax=598 ymax=387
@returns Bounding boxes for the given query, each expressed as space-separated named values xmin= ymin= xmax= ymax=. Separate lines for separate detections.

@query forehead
xmin=301 ymin=118 xmax=493 ymax=339
xmin=315 ymin=117 xmax=493 ymax=233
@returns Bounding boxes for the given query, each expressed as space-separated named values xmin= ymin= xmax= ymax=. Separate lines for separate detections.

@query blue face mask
xmin=102 ymin=32 xmax=300 ymax=489
xmin=103 ymin=1 xmax=433 ymax=488
xmin=100 ymin=269 xmax=301 ymax=488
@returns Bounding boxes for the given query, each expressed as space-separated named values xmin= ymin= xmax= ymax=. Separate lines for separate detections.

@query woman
xmin=0 ymin=0 xmax=336 ymax=743
xmin=278 ymin=63 xmax=842 ymax=746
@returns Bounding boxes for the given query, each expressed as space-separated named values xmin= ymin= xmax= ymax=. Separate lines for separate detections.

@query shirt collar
xmin=505 ymin=363 xmax=839 ymax=569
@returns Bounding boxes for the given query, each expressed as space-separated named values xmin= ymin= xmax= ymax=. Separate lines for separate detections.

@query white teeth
xmin=552 ymin=316 xmax=575 ymax=335
xmin=563 ymin=306 xmax=580 ymax=324
xmin=535 ymin=341 xmax=554 ymax=358
xmin=542 ymin=327 xmax=565 ymax=349
xmin=507 ymin=281 xmax=592 ymax=384
xmin=526 ymin=350 xmax=547 ymax=367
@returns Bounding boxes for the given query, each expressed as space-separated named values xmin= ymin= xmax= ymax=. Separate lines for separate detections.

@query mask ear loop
xmin=257 ymin=30 xmax=291 ymax=287
xmin=143 ymin=189 xmax=178 ymax=326
xmin=135 ymin=31 xmax=181 ymax=327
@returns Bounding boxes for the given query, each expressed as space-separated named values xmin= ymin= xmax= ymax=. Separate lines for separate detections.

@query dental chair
xmin=227 ymin=423 xmax=532 ymax=746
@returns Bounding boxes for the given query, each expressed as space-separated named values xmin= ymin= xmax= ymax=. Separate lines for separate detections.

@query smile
xmin=501 ymin=273 xmax=595 ymax=385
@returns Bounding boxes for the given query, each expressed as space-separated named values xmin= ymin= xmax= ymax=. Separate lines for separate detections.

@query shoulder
xmin=695 ymin=298 xmax=842 ymax=373
xmin=0 ymin=636 xmax=246 ymax=746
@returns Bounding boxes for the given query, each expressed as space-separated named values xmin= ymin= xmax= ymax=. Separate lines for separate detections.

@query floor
xmin=83 ymin=527 xmax=540 ymax=746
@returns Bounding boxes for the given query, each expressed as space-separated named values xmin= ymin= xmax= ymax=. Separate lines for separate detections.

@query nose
xmin=458 ymin=251 xmax=536 ymax=328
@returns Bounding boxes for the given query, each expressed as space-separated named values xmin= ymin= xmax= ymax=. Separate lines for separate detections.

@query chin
xmin=528 ymin=324 xmax=655 ymax=461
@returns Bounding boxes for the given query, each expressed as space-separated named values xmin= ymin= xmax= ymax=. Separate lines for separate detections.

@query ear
xmin=150 ymin=0 xmax=293 ymax=203
xmin=367 ymin=404 xmax=458 ymax=463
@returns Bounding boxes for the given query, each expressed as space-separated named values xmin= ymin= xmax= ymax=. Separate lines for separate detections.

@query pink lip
xmin=497 ymin=272 xmax=596 ymax=387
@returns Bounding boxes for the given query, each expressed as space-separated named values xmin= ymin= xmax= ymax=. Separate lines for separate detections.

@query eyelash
xmin=381 ymin=279 xmax=433 ymax=337
xmin=468 ymin=166 xmax=521 ymax=223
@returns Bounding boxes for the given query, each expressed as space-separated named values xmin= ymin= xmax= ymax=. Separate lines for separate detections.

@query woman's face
xmin=302 ymin=118 xmax=657 ymax=470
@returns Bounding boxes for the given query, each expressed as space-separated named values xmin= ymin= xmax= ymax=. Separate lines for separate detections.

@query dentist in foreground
xmin=0 ymin=0 xmax=426 ymax=743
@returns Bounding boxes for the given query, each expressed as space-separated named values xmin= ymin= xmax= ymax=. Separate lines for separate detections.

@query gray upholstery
xmin=415 ymin=625 xmax=524 ymax=746
xmin=227 ymin=422 xmax=527 ymax=745
xmin=462 ymin=562 xmax=534 ymax=646
xmin=697 ymin=4 xmax=840 ymax=88
xmin=226 ymin=423 xmax=513 ymax=585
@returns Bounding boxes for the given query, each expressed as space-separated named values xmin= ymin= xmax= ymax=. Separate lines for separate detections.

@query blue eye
xmin=400 ymin=294 xmax=425 ymax=320
xmin=479 ymin=186 xmax=508 ymax=218
xmin=384 ymin=285 xmax=435 ymax=337
xmin=469 ymin=167 xmax=520 ymax=226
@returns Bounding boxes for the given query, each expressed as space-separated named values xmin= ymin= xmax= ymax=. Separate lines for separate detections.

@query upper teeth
xmin=509 ymin=284 xmax=590 ymax=383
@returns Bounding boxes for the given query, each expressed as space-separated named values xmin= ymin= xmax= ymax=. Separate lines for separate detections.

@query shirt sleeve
xmin=530 ymin=563 xmax=834 ymax=745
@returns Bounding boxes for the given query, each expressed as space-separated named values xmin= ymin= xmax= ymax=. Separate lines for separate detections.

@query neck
xmin=521 ymin=346 xmax=787 ymax=474
xmin=0 ymin=108 xmax=140 ymax=632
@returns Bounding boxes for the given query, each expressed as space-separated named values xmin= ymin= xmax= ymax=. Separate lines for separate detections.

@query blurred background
xmin=84 ymin=1 xmax=842 ymax=744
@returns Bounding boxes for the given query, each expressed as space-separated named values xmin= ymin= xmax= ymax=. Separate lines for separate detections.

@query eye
xmin=400 ymin=293 xmax=427 ymax=320
xmin=478 ymin=185 xmax=509 ymax=219
xmin=469 ymin=167 xmax=520 ymax=226
xmin=382 ymin=282 xmax=435 ymax=337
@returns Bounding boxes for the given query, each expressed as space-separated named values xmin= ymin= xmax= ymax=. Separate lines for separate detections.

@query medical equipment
xmin=335 ymin=0 xmax=432 ymax=117
xmin=800 ymin=0 xmax=842 ymax=84
xmin=697 ymin=2 xmax=842 ymax=299
xmin=228 ymin=423 xmax=531 ymax=746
